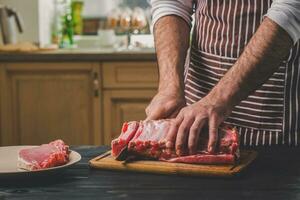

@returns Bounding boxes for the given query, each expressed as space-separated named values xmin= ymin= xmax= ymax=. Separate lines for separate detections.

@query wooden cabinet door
xmin=0 ymin=62 xmax=101 ymax=145
xmin=103 ymin=90 xmax=156 ymax=145
xmin=102 ymin=62 xmax=158 ymax=89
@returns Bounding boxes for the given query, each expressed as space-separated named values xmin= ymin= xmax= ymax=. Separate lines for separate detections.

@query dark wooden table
xmin=1 ymin=146 xmax=300 ymax=200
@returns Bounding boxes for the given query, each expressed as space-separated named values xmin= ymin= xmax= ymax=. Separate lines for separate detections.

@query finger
xmin=145 ymin=106 xmax=150 ymax=116
xmin=188 ymin=119 xmax=205 ymax=155
xmin=176 ymin=117 xmax=193 ymax=156
xmin=164 ymin=115 xmax=183 ymax=149
xmin=169 ymin=106 xmax=183 ymax=118
xmin=169 ymin=100 xmax=186 ymax=118
xmin=208 ymin=116 xmax=219 ymax=153
xmin=145 ymin=106 xmax=166 ymax=120
xmin=146 ymin=102 xmax=180 ymax=121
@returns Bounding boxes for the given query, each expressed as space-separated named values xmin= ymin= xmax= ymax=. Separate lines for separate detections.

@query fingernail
xmin=208 ymin=146 xmax=213 ymax=153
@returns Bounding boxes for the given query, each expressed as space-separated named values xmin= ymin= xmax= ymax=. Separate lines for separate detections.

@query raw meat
xmin=111 ymin=121 xmax=139 ymax=157
xmin=128 ymin=120 xmax=172 ymax=159
xmin=18 ymin=139 xmax=70 ymax=171
xmin=111 ymin=120 xmax=240 ymax=164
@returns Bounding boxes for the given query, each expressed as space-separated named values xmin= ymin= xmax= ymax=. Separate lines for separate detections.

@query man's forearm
xmin=207 ymin=17 xmax=293 ymax=108
xmin=154 ymin=15 xmax=190 ymax=94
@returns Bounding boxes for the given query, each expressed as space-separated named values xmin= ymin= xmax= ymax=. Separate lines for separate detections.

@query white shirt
xmin=150 ymin=0 xmax=300 ymax=44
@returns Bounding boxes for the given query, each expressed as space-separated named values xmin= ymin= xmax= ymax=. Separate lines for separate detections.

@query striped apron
xmin=184 ymin=0 xmax=300 ymax=146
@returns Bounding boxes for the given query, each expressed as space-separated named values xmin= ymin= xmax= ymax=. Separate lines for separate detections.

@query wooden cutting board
xmin=89 ymin=150 xmax=257 ymax=177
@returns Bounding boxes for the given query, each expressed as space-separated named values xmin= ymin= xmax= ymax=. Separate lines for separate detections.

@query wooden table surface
xmin=1 ymin=146 xmax=300 ymax=200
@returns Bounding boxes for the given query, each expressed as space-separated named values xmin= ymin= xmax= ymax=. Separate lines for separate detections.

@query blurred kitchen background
xmin=0 ymin=0 xmax=154 ymax=49
xmin=0 ymin=0 xmax=158 ymax=146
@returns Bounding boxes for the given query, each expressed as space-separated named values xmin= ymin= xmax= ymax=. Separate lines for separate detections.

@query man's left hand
xmin=164 ymin=96 xmax=233 ymax=156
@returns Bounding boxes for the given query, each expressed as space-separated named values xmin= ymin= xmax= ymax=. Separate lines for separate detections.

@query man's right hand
xmin=145 ymin=91 xmax=186 ymax=120
xmin=146 ymin=15 xmax=191 ymax=120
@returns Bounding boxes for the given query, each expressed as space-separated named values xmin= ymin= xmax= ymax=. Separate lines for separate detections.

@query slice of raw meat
xmin=18 ymin=139 xmax=70 ymax=171
xmin=111 ymin=121 xmax=139 ymax=157
xmin=112 ymin=120 xmax=240 ymax=164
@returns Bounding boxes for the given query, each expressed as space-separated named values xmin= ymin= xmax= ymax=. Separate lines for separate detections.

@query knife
xmin=115 ymin=146 xmax=129 ymax=161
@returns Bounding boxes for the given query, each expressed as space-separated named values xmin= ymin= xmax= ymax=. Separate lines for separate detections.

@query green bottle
xmin=60 ymin=0 xmax=74 ymax=48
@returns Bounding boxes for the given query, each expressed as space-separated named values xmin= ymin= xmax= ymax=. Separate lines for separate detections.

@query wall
xmin=81 ymin=0 xmax=150 ymax=18
xmin=82 ymin=0 xmax=119 ymax=18
xmin=0 ymin=0 xmax=39 ymax=43
xmin=0 ymin=0 xmax=150 ymax=45
xmin=0 ymin=0 xmax=54 ymax=46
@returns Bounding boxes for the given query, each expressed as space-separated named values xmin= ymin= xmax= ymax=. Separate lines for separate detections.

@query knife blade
xmin=115 ymin=146 xmax=129 ymax=161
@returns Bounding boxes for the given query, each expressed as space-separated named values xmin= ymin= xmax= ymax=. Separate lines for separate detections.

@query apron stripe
xmin=236 ymin=0 xmax=244 ymax=56
xmin=231 ymin=111 xmax=282 ymax=120
xmin=256 ymin=130 xmax=260 ymax=146
xmin=228 ymin=116 xmax=282 ymax=125
xmin=259 ymin=0 xmax=264 ymax=22
xmin=295 ymin=48 xmax=300 ymax=146
xmin=224 ymin=0 xmax=233 ymax=57
xmin=262 ymin=130 xmax=266 ymax=145
xmin=249 ymin=128 xmax=254 ymax=146
xmin=282 ymin=46 xmax=294 ymax=145
xmin=252 ymin=0 xmax=257 ymax=34
xmin=243 ymin=0 xmax=251 ymax=47
xmin=204 ymin=0 xmax=213 ymax=53
xmin=195 ymin=48 xmax=237 ymax=60
xmin=236 ymin=103 xmax=282 ymax=111
xmin=268 ymin=131 xmax=272 ymax=146
xmin=244 ymin=128 xmax=248 ymax=146
xmin=200 ymin=1 xmax=209 ymax=51
xmin=290 ymin=43 xmax=300 ymax=146
xmin=213 ymin=0 xmax=222 ymax=54
xmin=219 ymin=1 xmax=228 ymax=56
xmin=234 ymin=106 xmax=282 ymax=115
xmin=230 ymin=0 xmax=239 ymax=57
xmin=276 ymin=131 xmax=279 ymax=145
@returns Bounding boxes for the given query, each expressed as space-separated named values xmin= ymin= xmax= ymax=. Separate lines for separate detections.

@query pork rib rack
xmin=18 ymin=139 xmax=70 ymax=171
xmin=111 ymin=120 xmax=240 ymax=164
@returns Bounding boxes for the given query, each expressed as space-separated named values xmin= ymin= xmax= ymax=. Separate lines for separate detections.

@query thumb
xmin=145 ymin=107 xmax=165 ymax=121
xmin=208 ymin=117 xmax=219 ymax=153
xmin=146 ymin=104 xmax=180 ymax=121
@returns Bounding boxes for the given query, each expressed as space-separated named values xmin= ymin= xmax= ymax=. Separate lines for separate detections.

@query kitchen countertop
xmin=1 ymin=146 xmax=300 ymax=200
xmin=0 ymin=48 xmax=156 ymax=62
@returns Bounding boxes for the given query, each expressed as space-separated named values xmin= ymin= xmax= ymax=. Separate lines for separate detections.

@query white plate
xmin=0 ymin=146 xmax=81 ymax=176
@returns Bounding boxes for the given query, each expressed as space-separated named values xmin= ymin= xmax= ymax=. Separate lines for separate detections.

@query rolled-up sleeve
xmin=150 ymin=0 xmax=194 ymax=28
xmin=266 ymin=0 xmax=300 ymax=44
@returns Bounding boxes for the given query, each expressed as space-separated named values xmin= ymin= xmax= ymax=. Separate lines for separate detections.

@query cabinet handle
xmin=93 ymin=72 xmax=99 ymax=97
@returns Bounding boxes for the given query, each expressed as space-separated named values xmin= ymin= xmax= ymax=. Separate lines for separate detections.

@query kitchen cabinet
xmin=0 ymin=59 xmax=158 ymax=146
xmin=0 ymin=62 xmax=101 ymax=145
xmin=103 ymin=89 xmax=156 ymax=144
xmin=102 ymin=62 xmax=158 ymax=144
xmin=102 ymin=62 xmax=158 ymax=89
